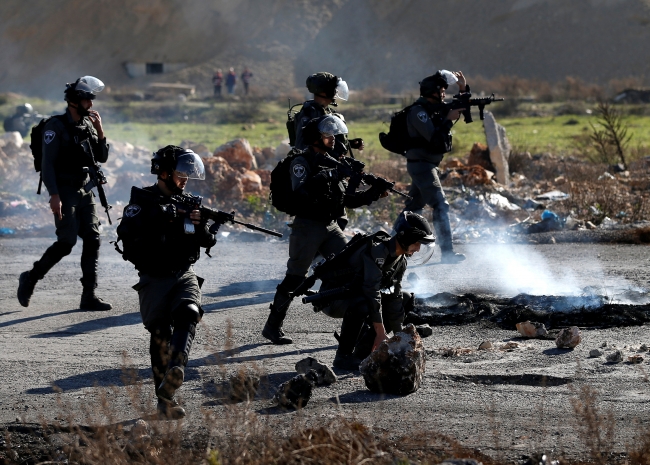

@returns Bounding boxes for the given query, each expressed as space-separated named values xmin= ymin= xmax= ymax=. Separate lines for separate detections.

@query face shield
xmin=75 ymin=76 xmax=105 ymax=98
xmin=334 ymin=78 xmax=349 ymax=101
xmin=406 ymin=241 xmax=435 ymax=266
xmin=318 ymin=115 xmax=348 ymax=137
xmin=174 ymin=151 xmax=205 ymax=180
xmin=439 ymin=70 xmax=458 ymax=87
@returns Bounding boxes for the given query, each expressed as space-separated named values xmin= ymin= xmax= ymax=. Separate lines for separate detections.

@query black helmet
xmin=64 ymin=76 xmax=104 ymax=103
xmin=394 ymin=211 xmax=436 ymax=249
xmin=15 ymin=103 xmax=33 ymax=114
xmin=151 ymin=145 xmax=205 ymax=180
xmin=419 ymin=70 xmax=456 ymax=98
xmin=306 ymin=72 xmax=349 ymax=101
xmin=301 ymin=115 xmax=348 ymax=146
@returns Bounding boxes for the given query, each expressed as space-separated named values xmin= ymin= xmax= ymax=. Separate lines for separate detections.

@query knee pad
xmin=172 ymin=302 xmax=201 ymax=332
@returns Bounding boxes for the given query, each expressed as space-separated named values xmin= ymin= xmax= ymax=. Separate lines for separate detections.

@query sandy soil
xmin=1 ymin=236 xmax=649 ymax=462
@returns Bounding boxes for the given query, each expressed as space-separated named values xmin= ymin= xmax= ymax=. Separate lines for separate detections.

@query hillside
xmin=1 ymin=0 xmax=649 ymax=97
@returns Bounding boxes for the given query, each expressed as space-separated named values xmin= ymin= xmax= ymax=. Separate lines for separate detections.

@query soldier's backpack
xmin=29 ymin=115 xmax=66 ymax=194
xmin=269 ymin=148 xmax=314 ymax=215
xmin=286 ymin=100 xmax=306 ymax=147
xmin=378 ymin=104 xmax=417 ymax=156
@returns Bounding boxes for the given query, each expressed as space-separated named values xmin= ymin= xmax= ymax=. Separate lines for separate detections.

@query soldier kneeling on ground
xmin=115 ymin=145 xmax=220 ymax=419
xmin=306 ymin=211 xmax=434 ymax=371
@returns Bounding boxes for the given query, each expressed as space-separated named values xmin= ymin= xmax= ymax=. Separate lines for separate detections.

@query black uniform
xmin=21 ymin=108 xmax=109 ymax=302
xmin=400 ymin=97 xmax=455 ymax=253
xmin=264 ymin=146 xmax=386 ymax=342
xmin=318 ymin=233 xmax=410 ymax=358
xmin=294 ymin=100 xmax=350 ymax=157
xmin=117 ymin=184 xmax=216 ymax=413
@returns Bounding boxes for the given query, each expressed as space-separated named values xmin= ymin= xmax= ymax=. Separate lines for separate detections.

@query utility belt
xmin=56 ymin=174 xmax=89 ymax=190
xmin=138 ymin=264 xmax=193 ymax=279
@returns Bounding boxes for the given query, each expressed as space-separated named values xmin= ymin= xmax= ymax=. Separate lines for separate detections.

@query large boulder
xmin=359 ymin=324 xmax=425 ymax=395
xmin=214 ymin=139 xmax=257 ymax=170
xmin=467 ymin=142 xmax=494 ymax=171
xmin=0 ymin=131 xmax=23 ymax=149
xmin=516 ymin=320 xmax=548 ymax=338
xmin=555 ymin=326 xmax=581 ymax=349
xmin=275 ymin=140 xmax=291 ymax=160
xmin=240 ymin=170 xmax=262 ymax=193
xmin=483 ymin=112 xmax=510 ymax=185
xmin=201 ymin=156 xmax=244 ymax=200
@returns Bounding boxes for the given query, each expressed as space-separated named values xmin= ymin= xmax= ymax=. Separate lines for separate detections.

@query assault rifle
xmin=434 ymin=92 xmax=504 ymax=124
xmin=315 ymin=153 xmax=412 ymax=200
xmin=80 ymin=139 xmax=113 ymax=225
xmin=169 ymin=192 xmax=283 ymax=238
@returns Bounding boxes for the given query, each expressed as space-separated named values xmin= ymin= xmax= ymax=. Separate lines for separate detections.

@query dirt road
xmin=1 ymin=236 xmax=649 ymax=461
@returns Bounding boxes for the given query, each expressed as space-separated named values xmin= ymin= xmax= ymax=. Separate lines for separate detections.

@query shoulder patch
xmin=292 ymin=164 xmax=306 ymax=178
xmin=44 ymin=130 xmax=56 ymax=144
xmin=124 ymin=204 xmax=141 ymax=217
xmin=375 ymin=257 xmax=385 ymax=266
xmin=417 ymin=111 xmax=428 ymax=123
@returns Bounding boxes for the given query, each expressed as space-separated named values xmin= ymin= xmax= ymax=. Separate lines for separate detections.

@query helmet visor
xmin=318 ymin=115 xmax=348 ymax=137
xmin=174 ymin=152 xmax=205 ymax=180
xmin=334 ymin=79 xmax=349 ymax=101
xmin=76 ymin=76 xmax=105 ymax=94
xmin=439 ymin=70 xmax=458 ymax=87
xmin=407 ymin=242 xmax=435 ymax=266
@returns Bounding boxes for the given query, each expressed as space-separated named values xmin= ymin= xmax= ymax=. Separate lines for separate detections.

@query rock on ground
xmin=274 ymin=373 xmax=316 ymax=409
xmin=555 ymin=326 xmax=581 ymax=349
xmin=516 ymin=321 xmax=548 ymax=338
xmin=214 ymin=138 xmax=256 ymax=170
xmin=295 ymin=357 xmax=337 ymax=386
xmin=359 ymin=324 xmax=425 ymax=395
xmin=606 ymin=350 xmax=623 ymax=363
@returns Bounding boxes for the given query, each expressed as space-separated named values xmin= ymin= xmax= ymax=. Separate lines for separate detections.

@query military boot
xmin=333 ymin=350 xmax=362 ymax=371
xmin=262 ymin=305 xmax=293 ymax=344
xmin=79 ymin=290 xmax=113 ymax=311
xmin=158 ymin=325 xmax=194 ymax=403
xmin=333 ymin=308 xmax=367 ymax=372
xmin=17 ymin=271 xmax=37 ymax=308
xmin=157 ymin=395 xmax=186 ymax=419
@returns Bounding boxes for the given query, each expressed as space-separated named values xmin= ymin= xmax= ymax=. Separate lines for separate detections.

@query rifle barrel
xmin=232 ymin=220 xmax=283 ymax=238
xmin=389 ymin=187 xmax=412 ymax=200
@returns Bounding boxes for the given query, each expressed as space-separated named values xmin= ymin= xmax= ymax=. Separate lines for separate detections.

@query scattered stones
xmin=439 ymin=459 xmax=483 ymax=465
xmin=589 ymin=349 xmax=603 ymax=358
xmin=213 ymin=138 xmax=256 ymax=170
xmin=295 ymin=357 xmax=337 ymax=386
xmin=627 ymin=354 xmax=644 ymax=364
xmin=606 ymin=350 xmax=623 ymax=363
xmin=601 ymin=342 xmax=608 ymax=348
xmin=274 ymin=373 xmax=316 ymax=409
xmin=640 ymin=344 xmax=648 ymax=351
xmin=130 ymin=419 xmax=150 ymax=441
xmin=360 ymin=324 xmax=425 ymax=395
xmin=555 ymin=326 xmax=581 ymax=349
xmin=414 ymin=324 xmax=433 ymax=338
xmin=516 ymin=320 xmax=548 ymax=338
xmin=483 ymin=111 xmax=510 ymax=185
xmin=478 ymin=341 xmax=493 ymax=350
xmin=228 ymin=371 xmax=261 ymax=402
xmin=501 ymin=342 xmax=519 ymax=350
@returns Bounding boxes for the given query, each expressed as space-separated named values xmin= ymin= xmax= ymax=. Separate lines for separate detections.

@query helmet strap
xmin=163 ymin=173 xmax=183 ymax=195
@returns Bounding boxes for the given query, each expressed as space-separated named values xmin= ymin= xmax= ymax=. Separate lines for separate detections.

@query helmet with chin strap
xmin=64 ymin=76 xmax=105 ymax=104
xmin=393 ymin=211 xmax=435 ymax=249
xmin=301 ymin=115 xmax=348 ymax=147
xmin=151 ymin=145 xmax=205 ymax=195
xmin=419 ymin=70 xmax=456 ymax=98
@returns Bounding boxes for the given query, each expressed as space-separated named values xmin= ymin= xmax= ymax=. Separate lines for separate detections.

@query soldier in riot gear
xmin=263 ymin=115 xmax=390 ymax=345
xmin=314 ymin=211 xmax=435 ymax=370
xmin=293 ymin=72 xmax=363 ymax=156
xmin=3 ymin=103 xmax=41 ymax=137
xmin=115 ymin=145 xmax=217 ymax=419
xmin=17 ymin=76 xmax=113 ymax=310
xmin=398 ymin=70 xmax=468 ymax=264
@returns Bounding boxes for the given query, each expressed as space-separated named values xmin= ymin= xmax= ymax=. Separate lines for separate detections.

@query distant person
xmin=3 ymin=103 xmax=40 ymax=137
xmin=17 ymin=76 xmax=112 ymax=310
xmin=212 ymin=69 xmax=223 ymax=98
xmin=395 ymin=70 xmax=468 ymax=264
xmin=240 ymin=67 xmax=253 ymax=95
xmin=226 ymin=68 xmax=236 ymax=95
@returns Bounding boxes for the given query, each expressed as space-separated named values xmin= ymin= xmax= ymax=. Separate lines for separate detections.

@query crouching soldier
xmin=115 ymin=145 xmax=218 ymax=419
xmin=306 ymin=211 xmax=435 ymax=371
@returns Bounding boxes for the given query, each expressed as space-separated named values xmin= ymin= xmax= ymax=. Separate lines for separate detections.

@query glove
xmin=349 ymin=138 xmax=364 ymax=150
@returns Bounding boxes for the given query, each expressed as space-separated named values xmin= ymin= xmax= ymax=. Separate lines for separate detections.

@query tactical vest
xmin=50 ymin=115 xmax=96 ymax=185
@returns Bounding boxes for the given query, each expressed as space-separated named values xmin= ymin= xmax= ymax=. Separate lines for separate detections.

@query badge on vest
xmin=375 ymin=258 xmax=385 ymax=266
xmin=124 ymin=204 xmax=141 ymax=217
xmin=417 ymin=111 xmax=428 ymax=123
xmin=292 ymin=164 xmax=306 ymax=178
xmin=44 ymin=130 xmax=56 ymax=144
